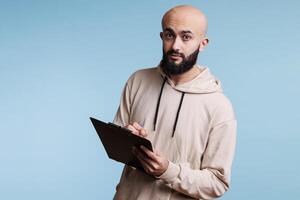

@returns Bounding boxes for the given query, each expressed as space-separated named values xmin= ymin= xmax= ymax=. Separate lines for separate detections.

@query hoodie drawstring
xmin=153 ymin=76 xmax=185 ymax=137
xmin=153 ymin=77 xmax=167 ymax=131
xmin=172 ymin=92 xmax=185 ymax=137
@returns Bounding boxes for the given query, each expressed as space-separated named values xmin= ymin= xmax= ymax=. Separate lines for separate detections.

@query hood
xmin=157 ymin=64 xmax=223 ymax=94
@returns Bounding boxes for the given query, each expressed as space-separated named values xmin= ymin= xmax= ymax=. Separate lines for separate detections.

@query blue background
xmin=1 ymin=0 xmax=299 ymax=199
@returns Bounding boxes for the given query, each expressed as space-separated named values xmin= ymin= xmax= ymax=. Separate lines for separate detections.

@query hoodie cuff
xmin=156 ymin=161 xmax=180 ymax=183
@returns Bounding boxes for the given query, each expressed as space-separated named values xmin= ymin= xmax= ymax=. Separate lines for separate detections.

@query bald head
xmin=162 ymin=5 xmax=208 ymax=36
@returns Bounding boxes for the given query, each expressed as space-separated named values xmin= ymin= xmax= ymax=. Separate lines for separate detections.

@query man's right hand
xmin=124 ymin=122 xmax=147 ymax=138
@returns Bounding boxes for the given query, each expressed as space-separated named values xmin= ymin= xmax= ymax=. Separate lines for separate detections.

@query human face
xmin=161 ymin=27 xmax=201 ymax=65
xmin=160 ymin=27 xmax=203 ymax=75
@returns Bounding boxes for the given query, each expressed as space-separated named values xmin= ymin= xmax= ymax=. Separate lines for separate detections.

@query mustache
xmin=165 ymin=50 xmax=185 ymax=58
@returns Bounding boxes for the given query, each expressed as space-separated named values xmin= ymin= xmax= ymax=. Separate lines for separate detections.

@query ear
xmin=160 ymin=32 xmax=163 ymax=40
xmin=199 ymin=37 xmax=209 ymax=52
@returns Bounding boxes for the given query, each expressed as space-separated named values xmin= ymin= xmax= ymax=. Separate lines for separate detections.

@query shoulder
xmin=126 ymin=66 xmax=160 ymax=86
xmin=129 ymin=67 xmax=158 ymax=80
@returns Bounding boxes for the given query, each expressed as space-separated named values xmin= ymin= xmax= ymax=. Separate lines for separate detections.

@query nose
xmin=171 ymin=36 xmax=182 ymax=52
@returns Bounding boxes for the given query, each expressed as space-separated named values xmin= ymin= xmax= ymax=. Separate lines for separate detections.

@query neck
xmin=170 ymin=65 xmax=202 ymax=85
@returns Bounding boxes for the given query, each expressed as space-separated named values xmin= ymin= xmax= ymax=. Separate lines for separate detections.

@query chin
xmin=175 ymin=61 xmax=183 ymax=65
xmin=168 ymin=59 xmax=182 ymax=66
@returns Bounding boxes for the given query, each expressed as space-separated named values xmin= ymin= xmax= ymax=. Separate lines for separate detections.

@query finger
xmin=132 ymin=122 xmax=143 ymax=130
xmin=133 ymin=147 xmax=156 ymax=167
xmin=126 ymin=125 xmax=139 ymax=135
xmin=139 ymin=128 xmax=147 ymax=137
xmin=128 ymin=122 xmax=147 ymax=137
xmin=134 ymin=149 xmax=157 ymax=171
xmin=132 ymin=122 xmax=147 ymax=137
xmin=140 ymin=146 xmax=159 ymax=162
xmin=136 ymin=155 xmax=153 ymax=173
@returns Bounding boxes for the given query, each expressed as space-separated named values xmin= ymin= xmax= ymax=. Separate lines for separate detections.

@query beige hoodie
xmin=113 ymin=65 xmax=237 ymax=200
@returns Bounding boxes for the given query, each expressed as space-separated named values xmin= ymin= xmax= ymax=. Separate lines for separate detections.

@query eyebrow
xmin=164 ymin=28 xmax=175 ymax=34
xmin=164 ymin=28 xmax=194 ymax=35
xmin=181 ymin=30 xmax=193 ymax=35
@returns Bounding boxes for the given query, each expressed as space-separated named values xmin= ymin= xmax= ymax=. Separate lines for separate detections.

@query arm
xmin=134 ymin=103 xmax=237 ymax=199
xmin=157 ymin=119 xmax=237 ymax=199
xmin=113 ymin=82 xmax=131 ymax=127
xmin=113 ymin=81 xmax=147 ymax=137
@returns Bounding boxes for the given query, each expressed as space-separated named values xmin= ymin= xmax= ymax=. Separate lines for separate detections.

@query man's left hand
xmin=132 ymin=145 xmax=169 ymax=177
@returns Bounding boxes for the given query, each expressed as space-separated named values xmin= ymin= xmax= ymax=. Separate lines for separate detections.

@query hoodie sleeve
xmin=113 ymin=81 xmax=131 ymax=127
xmin=157 ymin=99 xmax=237 ymax=199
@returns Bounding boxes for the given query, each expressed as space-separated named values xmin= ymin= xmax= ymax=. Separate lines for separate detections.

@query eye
xmin=182 ymin=35 xmax=192 ymax=41
xmin=165 ymin=32 xmax=174 ymax=39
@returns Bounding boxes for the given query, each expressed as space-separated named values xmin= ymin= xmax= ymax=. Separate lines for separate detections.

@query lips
xmin=170 ymin=54 xmax=182 ymax=59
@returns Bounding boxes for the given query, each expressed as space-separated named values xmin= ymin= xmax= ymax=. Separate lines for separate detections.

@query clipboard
xmin=90 ymin=117 xmax=153 ymax=170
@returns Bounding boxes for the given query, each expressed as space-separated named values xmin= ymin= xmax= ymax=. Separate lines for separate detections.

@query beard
xmin=161 ymin=47 xmax=200 ymax=76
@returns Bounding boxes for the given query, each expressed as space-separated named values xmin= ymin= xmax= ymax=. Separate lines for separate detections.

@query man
xmin=113 ymin=5 xmax=237 ymax=200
